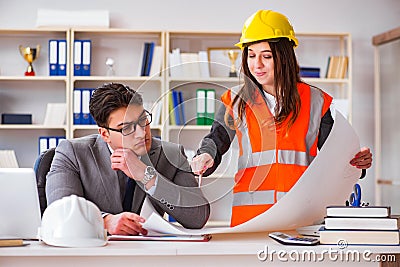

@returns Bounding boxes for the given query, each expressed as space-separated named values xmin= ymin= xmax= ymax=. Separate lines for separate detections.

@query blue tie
xmin=122 ymin=174 xmax=135 ymax=212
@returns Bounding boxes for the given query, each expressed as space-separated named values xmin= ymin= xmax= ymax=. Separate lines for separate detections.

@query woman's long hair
xmin=225 ymin=38 xmax=301 ymax=129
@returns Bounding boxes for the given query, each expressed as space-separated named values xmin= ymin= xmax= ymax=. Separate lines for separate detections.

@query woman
xmin=191 ymin=10 xmax=372 ymax=227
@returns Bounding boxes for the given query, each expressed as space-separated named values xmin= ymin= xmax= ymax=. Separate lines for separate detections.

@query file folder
xmin=172 ymin=90 xmax=181 ymax=125
xmin=57 ymin=136 xmax=66 ymax=145
xmin=89 ymin=88 xmax=96 ymax=124
xmin=196 ymin=89 xmax=206 ymax=125
xmin=73 ymin=89 xmax=82 ymax=125
xmin=205 ymin=89 xmax=215 ymax=125
xmin=73 ymin=40 xmax=82 ymax=76
xmin=48 ymin=40 xmax=58 ymax=76
xmin=82 ymin=40 xmax=91 ymax=76
xmin=48 ymin=137 xmax=57 ymax=149
xmin=145 ymin=42 xmax=155 ymax=76
xmin=168 ymin=91 xmax=176 ymax=125
xmin=38 ymin=137 xmax=48 ymax=155
xmin=57 ymin=40 xmax=67 ymax=76
xmin=81 ymin=89 xmax=91 ymax=124
xmin=178 ymin=91 xmax=186 ymax=125
xmin=140 ymin=42 xmax=150 ymax=76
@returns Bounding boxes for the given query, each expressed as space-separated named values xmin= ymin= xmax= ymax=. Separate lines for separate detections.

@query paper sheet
xmin=142 ymin=112 xmax=362 ymax=235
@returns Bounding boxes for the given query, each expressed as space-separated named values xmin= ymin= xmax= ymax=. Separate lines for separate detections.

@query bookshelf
xmin=0 ymin=28 xmax=70 ymax=167
xmin=0 ymin=28 xmax=353 ymax=226
xmin=372 ymin=27 xmax=400 ymax=212
xmin=69 ymin=29 xmax=165 ymax=139
xmin=296 ymin=32 xmax=352 ymax=122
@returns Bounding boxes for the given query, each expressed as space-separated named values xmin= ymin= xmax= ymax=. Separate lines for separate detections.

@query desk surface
xmin=0 ymin=233 xmax=399 ymax=266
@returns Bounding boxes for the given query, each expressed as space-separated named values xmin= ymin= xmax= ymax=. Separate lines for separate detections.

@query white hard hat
xmin=38 ymin=195 xmax=107 ymax=247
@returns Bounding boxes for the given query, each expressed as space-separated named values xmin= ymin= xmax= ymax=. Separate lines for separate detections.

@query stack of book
xmin=320 ymin=205 xmax=400 ymax=245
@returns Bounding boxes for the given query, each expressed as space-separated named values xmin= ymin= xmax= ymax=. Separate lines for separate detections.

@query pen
xmin=198 ymin=173 xmax=203 ymax=187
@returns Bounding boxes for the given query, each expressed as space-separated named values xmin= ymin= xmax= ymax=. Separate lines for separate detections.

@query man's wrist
xmin=142 ymin=165 xmax=156 ymax=185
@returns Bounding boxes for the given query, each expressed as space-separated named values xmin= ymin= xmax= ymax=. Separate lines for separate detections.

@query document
xmin=142 ymin=111 xmax=362 ymax=235
xmin=108 ymin=234 xmax=211 ymax=242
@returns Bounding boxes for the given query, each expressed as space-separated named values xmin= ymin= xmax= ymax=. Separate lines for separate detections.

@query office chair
xmin=33 ymin=147 xmax=55 ymax=216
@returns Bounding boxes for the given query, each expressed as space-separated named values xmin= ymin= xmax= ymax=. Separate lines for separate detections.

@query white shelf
xmin=0 ymin=125 xmax=67 ymax=130
xmin=0 ymin=76 xmax=67 ymax=81
xmin=72 ymin=76 xmax=163 ymax=82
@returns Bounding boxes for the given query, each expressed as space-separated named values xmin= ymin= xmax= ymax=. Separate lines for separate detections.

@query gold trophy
xmin=227 ymin=49 xmax=239 ymax=77
xmin=19 ymin=45 xmax=40 ymax=76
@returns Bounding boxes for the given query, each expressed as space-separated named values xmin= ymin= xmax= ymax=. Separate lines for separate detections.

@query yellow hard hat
xmin=235 ymin=10 xmax=298 ymax=49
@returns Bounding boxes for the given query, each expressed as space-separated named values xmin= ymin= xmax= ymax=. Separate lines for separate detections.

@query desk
xmin=0 ymin=233 xmax=399 ymax=266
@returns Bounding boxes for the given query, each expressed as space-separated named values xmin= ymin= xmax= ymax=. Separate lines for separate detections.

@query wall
xmin=0 ymin=0 xmax=399 ymax=204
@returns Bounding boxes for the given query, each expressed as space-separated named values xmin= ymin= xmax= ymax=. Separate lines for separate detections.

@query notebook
xmin=0 ymin=168 xmax=41 ymax=239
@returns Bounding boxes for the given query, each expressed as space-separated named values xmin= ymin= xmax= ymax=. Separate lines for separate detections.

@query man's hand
xmin=350 ymin=147 xmax=373 ymax=169
xmin=111 ymin=148 xmax=146 ymax=181
xmin=104 ymin=212 xmax=147 ymax=236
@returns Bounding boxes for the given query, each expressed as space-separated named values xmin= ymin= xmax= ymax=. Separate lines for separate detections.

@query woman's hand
xmin=190 ymin=153 xmax=214 ymax=175
xmin=350 ymin=147 xmax=372 ymax=169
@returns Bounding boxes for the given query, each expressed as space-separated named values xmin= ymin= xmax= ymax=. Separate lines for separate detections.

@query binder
xmin=89 ymin=88 xmax=96 ymax=124
xmin=73 ymin=40 xmax=82 ymax=76
xmin=48 ymin=137 xmax=57 ymax=149
xmin=149 ymin=45 xmax=163 ymax=77
xmin=140 ymin=42 xmax=150 ymax=76
xmin=73 ymin=89 xmax=82 ymax=125
xmin=81 ymin=40 xmax=91 ymax=76
xmin=81 ymin=89 xmax=91 ymax=124
xmin=56 ymin=136 xmax=66 ymax=145
xmin=178 ymin=91 xmax=186 ymax=125
xmin=196 ymin=89 xmax=206 ymax=125
xmin=48 ymin=39 xmax=58 ymax=76
xmin=57 ymin=40 xmax=67 ymax=76
xmin=145 ymin=42 xmax=155 ymax=76
xmin=171 ymin=90 xmax=181 ymax=125
xmin=38 ymin=137 xmax=48 ymax=155
xmin=168 ymin=91 xmax=176 ymax=125
xmin=205 ymin=89 xmax=215 ymax=125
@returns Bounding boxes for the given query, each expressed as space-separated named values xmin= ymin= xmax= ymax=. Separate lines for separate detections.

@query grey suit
xmin=46 ymin=134 xmax=210 ymax=229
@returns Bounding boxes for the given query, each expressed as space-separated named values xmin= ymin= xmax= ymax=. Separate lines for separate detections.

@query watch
xmin=142 ymin=166 xmax=156 ymax=185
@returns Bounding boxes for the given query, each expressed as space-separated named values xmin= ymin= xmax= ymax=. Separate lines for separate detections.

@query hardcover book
xmin=326 ymin=206 xmax=391 ymax=218
xmin=319 ymin=227 xmax=399 ymax=245
xmin=325 ymin=215 xmax=400 ymax=230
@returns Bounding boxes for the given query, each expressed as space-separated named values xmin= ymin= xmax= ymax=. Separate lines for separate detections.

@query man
xmin=46 ymin=83 xmax=210 ymax=235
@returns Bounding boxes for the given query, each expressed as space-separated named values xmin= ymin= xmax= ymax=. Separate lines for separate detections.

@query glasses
xmin=103 ymin=110 xmax=152 ymax=136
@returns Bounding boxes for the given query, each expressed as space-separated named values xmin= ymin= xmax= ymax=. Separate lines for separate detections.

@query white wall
xmin=0 ymin=0 xmax=399 ymax=204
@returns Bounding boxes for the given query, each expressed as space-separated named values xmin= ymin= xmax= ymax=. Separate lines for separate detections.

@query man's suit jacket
xmin=46 ymin=134 xmax=210 ymax=229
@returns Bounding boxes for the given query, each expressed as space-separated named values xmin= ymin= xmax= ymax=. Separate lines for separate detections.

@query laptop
xmin=0 ymin=168 xmax=41 ymax=239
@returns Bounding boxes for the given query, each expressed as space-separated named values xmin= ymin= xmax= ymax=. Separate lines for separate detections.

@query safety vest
xmin=221 ymin=83 xmax=332 ymax=227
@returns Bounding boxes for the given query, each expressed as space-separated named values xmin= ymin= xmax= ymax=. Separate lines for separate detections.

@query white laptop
xmin=0 ymin=168 xmax=41 ymax=239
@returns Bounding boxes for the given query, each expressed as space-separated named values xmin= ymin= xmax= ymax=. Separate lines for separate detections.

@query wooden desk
xmin=0 ymin=233 xmax=399 ymax=266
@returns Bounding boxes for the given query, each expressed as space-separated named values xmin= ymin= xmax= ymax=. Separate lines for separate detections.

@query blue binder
xmin=57 ymin=40 xmax=67 ymax=76
xmin=140 ymin=42 xmax=150 ymax=76
xmin=172 ymin=90 xmax=181 ymax=125
xmin=81 ymin=40 xmax=91 ymax=76
xmin=178 ymin=91 xmax=186 ymax=125
xmin=48 ymin=40 xmax=58 ymax=76
xmin=73 ymin=89 xmax=82 ymax=125
xmin=145 ymin=42 xmax=155 ymax=76
xmin=89 ymin=88 xmax=96 ymax=125
xmin=81 ymin=89 xmax=91 ymax=125
xmin=73 ymin=40 xmax=82 ymax=76
xmin=38 ymin=136 xmax=48 ymax=155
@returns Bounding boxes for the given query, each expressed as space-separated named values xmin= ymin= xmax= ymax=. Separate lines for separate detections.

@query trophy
xmin=227 ymin=49 xmax=239 ymax=77
xmin=19 ymin=45 xmax=40 ymax=76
